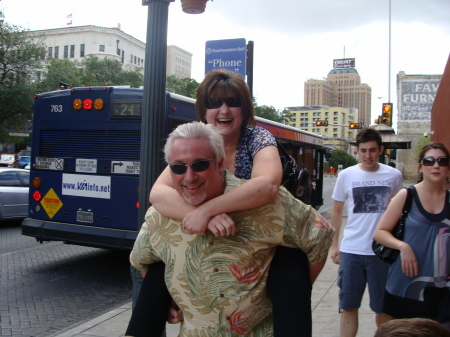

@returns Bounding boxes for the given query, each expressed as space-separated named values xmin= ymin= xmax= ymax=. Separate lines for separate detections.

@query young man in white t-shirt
xmin=330 ymin=128 xmax=403 ymax=337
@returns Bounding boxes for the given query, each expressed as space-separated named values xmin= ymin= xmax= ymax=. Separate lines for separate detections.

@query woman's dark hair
xmin=355 ymin=128 xmax=383 ymax=148
xmin=417 ymin=142 xmax=449 ymax=183
xmin=195 ymin=69 xmax=255 ymax=132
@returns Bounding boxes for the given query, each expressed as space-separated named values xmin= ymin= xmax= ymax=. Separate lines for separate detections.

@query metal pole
xmin=246 ymin=41 xmax=254 ymax=97
xmin=139 ymin=0 xmax=174 ymax=228
xmin=388 ymin=0 xmax=391 ymax=103
xmin=132 ymin=0 xmax=174 ymax=315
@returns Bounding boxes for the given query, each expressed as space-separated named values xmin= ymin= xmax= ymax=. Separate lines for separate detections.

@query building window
xmin=134 ymin=56 xmax=137 ymax=64
xmin=54 ymin=46 xmax=59 ymax=58
xmin=64 ymin=45 xmax=69 ymax=58
xmin=48 ymin=47 xmax=53 ymax=58
xmin=99 ymin=45 xmax=105 ymax=52
xmin=80 ymin=44 xmax=85 ymax=57
xmin=70 ymin=45 xmax=75 ymax=58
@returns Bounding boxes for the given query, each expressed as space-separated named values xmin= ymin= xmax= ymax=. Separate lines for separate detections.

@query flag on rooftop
xmin=67 ymin=20 xmax=72 ymax=26
xmin=66 ymin=14 xmax=72 ymax=19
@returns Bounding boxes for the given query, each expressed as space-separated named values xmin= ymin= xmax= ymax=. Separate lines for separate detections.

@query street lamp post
xmin=134 ymin=0 xmax=210 ymax=312
xmin=138 ymin=0 xmax=174 ymax=229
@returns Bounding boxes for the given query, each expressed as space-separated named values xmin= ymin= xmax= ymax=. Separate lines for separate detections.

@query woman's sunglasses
xmin=206 ymin=97 xmax=241 ymax=109
xmin=421 ymin=157 xmax=449 ymax=167
xmin=169 ymin=158 xmax=215 ymax=175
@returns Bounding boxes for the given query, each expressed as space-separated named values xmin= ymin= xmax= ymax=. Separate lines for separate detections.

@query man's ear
xmin=217 ymin=158 xmax=224 ymax=172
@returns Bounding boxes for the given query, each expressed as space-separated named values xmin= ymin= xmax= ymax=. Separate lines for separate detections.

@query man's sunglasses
xmin=206 ymin=97 xmax=241 ymax=109
xmin=169 ymin=158 xmax=215 ymax=175
xmin=421 ymin=157 xmax=449 ymax=167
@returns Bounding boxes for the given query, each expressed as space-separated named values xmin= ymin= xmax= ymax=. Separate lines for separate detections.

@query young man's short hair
xmin=355 ymin=128 xmax=382 ymax=148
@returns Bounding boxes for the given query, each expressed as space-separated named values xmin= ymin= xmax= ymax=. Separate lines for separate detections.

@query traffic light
xmin=315 ymin=120 xmax=328 ymax=126
xmin=349 ymin=123 xmax=362 ymax=129
xmin=382 ymin=103 xmax=393 ymax=126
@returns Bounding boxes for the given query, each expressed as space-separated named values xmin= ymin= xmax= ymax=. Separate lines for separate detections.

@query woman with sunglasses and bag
xmin=374 ymin=142 xmax=450 ymax=328
xmin=126 ymin=69 xmax=324 ymax=337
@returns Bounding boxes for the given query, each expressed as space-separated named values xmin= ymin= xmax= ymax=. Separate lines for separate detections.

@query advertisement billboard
xmin=205 ymin=38 xmax=247 ymax=78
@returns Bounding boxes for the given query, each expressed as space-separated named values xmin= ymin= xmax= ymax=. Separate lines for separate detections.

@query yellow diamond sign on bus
xmin=41 ymin=188 xmax=63 ymax=219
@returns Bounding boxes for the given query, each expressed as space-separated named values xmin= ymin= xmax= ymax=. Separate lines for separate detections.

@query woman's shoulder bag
xmin=372 ymin=185 xmax=414 ymax=265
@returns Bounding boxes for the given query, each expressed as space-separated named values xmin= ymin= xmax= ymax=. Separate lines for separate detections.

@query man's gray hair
xmin=164 ymin=122 xmax=225 ymax=164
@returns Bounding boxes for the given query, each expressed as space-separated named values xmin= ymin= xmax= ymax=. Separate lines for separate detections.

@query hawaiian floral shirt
xmin=130 ymin=171 xmax=334 ymax=336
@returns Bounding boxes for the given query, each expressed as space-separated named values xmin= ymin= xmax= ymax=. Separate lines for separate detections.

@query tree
xmin=0 ymin=12 xmax=45 ymax=141
xmin=255 ymin=104 xmax=289 ymax=124
xmin=329 ymin=149 xmax=358 ymax=169
xmin=166 ymin=74 xmax=199 ymax=98
xmin=37 ymin=58 xmax=83 ymax=93
xmin=80 ymin=55 xmax=143 ymax=87
xmin=36 ymin=55 xmax=144 ymax=91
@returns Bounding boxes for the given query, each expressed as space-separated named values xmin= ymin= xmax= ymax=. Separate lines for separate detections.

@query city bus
xmin=22 ymin=86 xmax=325 ymax=250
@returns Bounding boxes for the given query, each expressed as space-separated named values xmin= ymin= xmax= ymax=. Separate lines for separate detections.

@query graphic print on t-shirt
xmin=352 ymin=186 xmax=391 ymax=213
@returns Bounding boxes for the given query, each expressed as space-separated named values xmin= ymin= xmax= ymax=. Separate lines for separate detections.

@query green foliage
xmin=0 ymin=12 xmax=45 ymax=142
xmin=37 ymin=58 xmax=83 ymax=92
xmin=165 ymin=74 xmax=199 ymax=98
xmin=329 ymin=149 xmax=358 ymax=169
xmin=254 ymin=104 xmax=289 ymax=124
xmin=37 ymin=55 xmax=144 ymax=92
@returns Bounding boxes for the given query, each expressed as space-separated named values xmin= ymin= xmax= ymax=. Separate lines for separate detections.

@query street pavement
xmin=50 ymin=210 xmax=380 ymax=337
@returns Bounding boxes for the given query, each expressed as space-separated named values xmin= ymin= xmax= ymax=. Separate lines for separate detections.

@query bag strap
xmin=275 ymin=139 xmax=290 ymax=159
xmin=401 ymin=186 xmax=414 ymax=220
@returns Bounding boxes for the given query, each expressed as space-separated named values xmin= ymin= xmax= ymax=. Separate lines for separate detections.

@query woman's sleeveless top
xmin=386 ymin=188 xmax=450 ymax=301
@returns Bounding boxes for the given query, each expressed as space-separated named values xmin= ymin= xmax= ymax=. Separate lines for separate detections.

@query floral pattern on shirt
xmin=130 ymin=172 xmax=334 ymax=336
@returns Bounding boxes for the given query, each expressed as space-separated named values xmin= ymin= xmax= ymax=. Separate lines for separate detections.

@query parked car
xmin=0 ymin=168 xmax=29 ymax=220
xmin=18 ymin=156 xmax=31 ymax=169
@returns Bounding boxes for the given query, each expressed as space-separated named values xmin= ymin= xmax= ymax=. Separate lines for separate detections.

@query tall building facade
xmin=396 ymin=71 xmax=442 ymax=179
xmin=304 ymin=58 xmax=372 ymax=126
xmin=27 ymin=25 xmax=192 ymax=77
xmin=287 ymin=105 xmax=358 ymax=153
xmin=166 ymin=45 xmax=192 ymax=78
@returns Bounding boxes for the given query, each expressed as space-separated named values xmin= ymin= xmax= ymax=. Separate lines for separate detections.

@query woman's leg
xmin=126 ymin=262 xmax=172 ymax=337
xmin=267 ymin=246 xmax=312 ymax=337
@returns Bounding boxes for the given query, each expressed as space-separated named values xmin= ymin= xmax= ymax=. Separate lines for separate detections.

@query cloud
xmin=204 ymin=0 xmax=450 ymax=36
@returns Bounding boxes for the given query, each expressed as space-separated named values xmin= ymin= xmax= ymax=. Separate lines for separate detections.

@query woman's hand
xmin=183 ymin=208 xmax=236 ymax=236
xmin=182 ymin=207 xmax=211 ymax=235
xmin=167 ymin=302 xmax=183 ymax=324
xmin=399 ymin=242 xmax=418 ymax=277
xmin=207 ymin=214 xmax=236 ymax=237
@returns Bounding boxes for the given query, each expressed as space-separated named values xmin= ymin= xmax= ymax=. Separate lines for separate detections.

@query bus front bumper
xmin=21 ymin=218 xmax=137 ymax=250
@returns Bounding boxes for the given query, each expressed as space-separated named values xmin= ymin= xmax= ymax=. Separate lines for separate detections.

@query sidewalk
xmin=52 ymin=214 xmax=378 ymax=337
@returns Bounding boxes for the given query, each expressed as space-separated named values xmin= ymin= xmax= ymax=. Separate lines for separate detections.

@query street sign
xmin=205 ymin=38 xmax=247 ymax=78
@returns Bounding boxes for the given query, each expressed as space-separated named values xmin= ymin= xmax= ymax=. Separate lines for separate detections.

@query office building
xmin=287 ymin=105 xmax=358 ymax=153
xmin=304 ymin=58 xmax=372 ymax=126
xmin=396 ymin=71 xmax=442 ymax=179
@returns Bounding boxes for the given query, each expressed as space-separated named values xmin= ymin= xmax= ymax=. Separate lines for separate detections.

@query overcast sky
xmin=2 ymin=0 xmax=450 ymax=126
